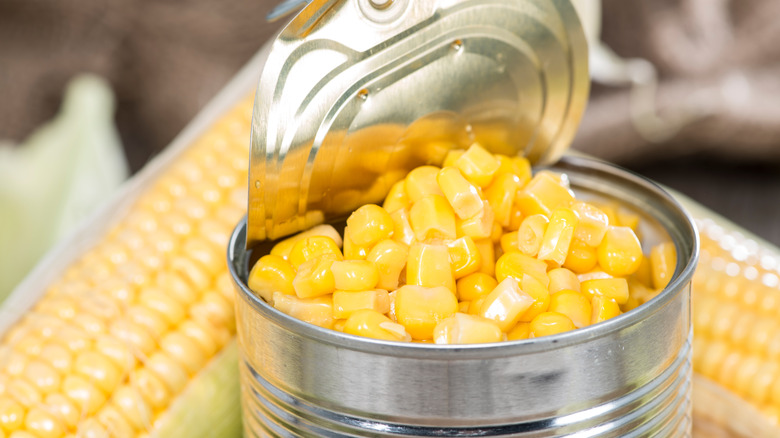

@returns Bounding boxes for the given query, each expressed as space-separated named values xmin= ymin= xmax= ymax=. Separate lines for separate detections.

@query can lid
xmin=248 ymin=0 xmax=589 ymax=246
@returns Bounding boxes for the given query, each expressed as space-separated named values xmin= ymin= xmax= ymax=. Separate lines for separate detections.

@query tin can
xmin=228 ymin=155 xmax=699 ymax=437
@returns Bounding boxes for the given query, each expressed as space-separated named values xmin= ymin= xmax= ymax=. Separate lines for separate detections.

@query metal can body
xmin=228 ymin=156 xmax=698 ymax=437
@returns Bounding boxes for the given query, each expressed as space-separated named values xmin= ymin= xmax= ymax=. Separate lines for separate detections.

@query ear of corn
xmin=0 ymin=81 xmax=254 ymax=436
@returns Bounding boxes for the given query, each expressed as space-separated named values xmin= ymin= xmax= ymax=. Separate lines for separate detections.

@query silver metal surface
xmin=229 ymin=156 xmax=699 ymax=437
xmin=247 ymin=0 xmax=589 ymax=247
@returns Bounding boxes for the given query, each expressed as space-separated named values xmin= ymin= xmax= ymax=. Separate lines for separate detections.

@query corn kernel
xmin=446 ymin=237 xmax=481 ymax=279
xmin=383 ymin=180 xmax=410 ymax=213
xmin=571 ymin=201 xmax=609 ymax=247
xmin=433 ymin=313 xmax=503 ymax=344
xmin=389 ymin=208 xmax=416 ymax=246
xmin=597 ymin=226 xmax=643 ymax=277
xmin=591 ymin=295 xmax=621 ymax=324
xmin=495 ymin=252 xmax=549 ymax=288
xmin=442 ymin=149 xmax=464 ymax=168
xmin=332 ymin=290 xmax=391 ymax=319
xmin=288 ymin=236 xmax=344 ymax=268
xmin=406 ymin=243 xmax=455 ymax=293
xmin=62 ymin=375 xmax=106 ymax=415
xmin=366 ymin=240 xmax=408 ymax=290
xmin=346 ymin=204 xmax=394 ymax=248
xmin=343 ymin=309 xmax=410 ymax=342
xmin=500 ymin=231 xmax=521 ymax=254
xmin=96 ymin=405 xmax=135 ymax=438
xmin=548 ymin=290 xmax=592 ymax=328
xmin=455 ymin=203 xmax=494 ymax=239
xmin=456 ymin=272 xmax=497 ymax=302
xmin=146 ymin=353 xmax=188 ymax=394
xmin=495 ymin=155 xmax=532 ymax=186
xmin=650 ymin=242 xmax=677 ymax=290
xmin=484 ymin=173 xmax=523 ymax=227
xmin=21 ymin=360 xmax=60 ymax=395
xmin=437 ymin=167 xmax=484 ymax=219
xmin=516 ymin=214 xmax=549 ymax=257
xmin=73 ymin=351 xmax=121 ymax=394
xmin=44 ymin=393 xmax=79 ymax=429
xmin=405 ymin=166 xmax=444 ymax=203
xmin=506 ymin=322 xmax=531 ymax=341
xmin=540 ymin=210 xmax=578 ymax=261
xmin=23 ymin=407 xmax=64 ymax=438
xmin=548 ymin=267 xmax=580 ymax=294
xmin=247 ymin=254 xmax=297 ymax=303
xmin=270 ymin=224 xmax=343 ymax=259
xmin=330 ymin=260 xmax=380 ymax=291
xmin=292 ymin=254 xmax=338 ymax=299
xmin=394 ymin=285 xmax=458 ymax=340
xmin=581 ymin=277 xmax=629 ymax=305
xmin=131 ymin=368 xmax=170 ymax=411
xmin=454 ymin=143 xmax=500 ymax=187
xmin=0 ymin=399 xmax=24 ymax=431
xmin=530 ymin=312 xmax=576 ymax=337
xmin=563 ymin=239 xmax=598 ymax=274
xmin=515 ymin=172 xmax=574 ymax=217
xmin=409 ymin=195 xmax=456 ymax=241
xmin=272 ymin=292 xmax=335 ymax=329
xmin=479 ymin=278 xmax=535 ymax=331
xmin=343 ymin=226 xmax=370 ymax=260
xmin=518 ymin=274 xmax=550 ymax=322
xmin=474 ymin=239 xmax=495 ymax=276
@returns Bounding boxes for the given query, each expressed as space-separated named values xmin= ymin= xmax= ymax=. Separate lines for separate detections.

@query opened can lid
xmin=248 ymin=0 xmax=589 ymax=246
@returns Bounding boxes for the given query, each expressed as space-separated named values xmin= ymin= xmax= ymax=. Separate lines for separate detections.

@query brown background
xmin=1 ymin=0 xmax=779 ymax=245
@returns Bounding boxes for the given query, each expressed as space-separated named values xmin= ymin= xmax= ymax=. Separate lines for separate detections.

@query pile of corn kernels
xmin=248 ymin=144 xmax=676 ymax=344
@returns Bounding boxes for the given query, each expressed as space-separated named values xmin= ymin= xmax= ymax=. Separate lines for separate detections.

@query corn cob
xmin=0 ymin=94 xmax=253 ymax=437
xmin=690 ymin=213 xmax=780 ymax=436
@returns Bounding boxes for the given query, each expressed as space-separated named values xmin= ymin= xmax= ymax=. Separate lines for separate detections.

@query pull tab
xmin=266 ymin=0 xmax=312 ymax=22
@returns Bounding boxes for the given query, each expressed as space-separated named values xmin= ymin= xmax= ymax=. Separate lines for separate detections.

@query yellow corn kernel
xmin=343 ymin=226 xmax=370 ymax=260
xmin=160 ymin=332 xmax=207 ymax=375
xmin=44 ymin=393 xmax=79 ymax=429
xmin=597 ymin=226 xmax=643 ymax=277
xmin=616 ymin=208 xmax=640 ymax=232
xmin=548 ymin=290 xmax=592 ymax=329
xmin=500 ymin=231 xmax=521 ymax=254
xmin=518 ymin=274 xmax=550 ymax=323
xmin=110 ymin=385 xmax=153 ymax=431
xmin=516 ymin=214 xmax=549 ymax=257
xmin=383 ymin=180 xmax=410 ymax=213
xmin=409 ymin=195 xmax=456 ymax=241
xmin=491 ymin=219 xmax=503 ymax=244
xmin=474 ymin=239 xmax=495 ymax=276
xmin=346 ymin=204 xmax=394 ymax=248
xmin=288 ymin=236 xmax=344 ymax=268
xmin=507 ymin=322 xmax=531 ymax=341
xmin=627 ymin=278 xmax=660 ymax=308
xmin=332 ymin=290 xmax=391 ymax=319
xmin=0 ymin=398 xmax=24 ymax=431
xmin=437 ymin=167 xmax=484 ymax=219
xmin=484 ymin=173 xmax=523 ymax=227
xmin=530 ymin=312 xmax=577 ymax=337
xmin=591 ymin=295 xmax=622 ymax=324
xmin=571 ymin=201 xmax=609 ymax=247
xmin=394 ymin=285 xmax=458 ymax=340
xmin=495 ymin=155 xmax=532 ymax=186
xmin=272 ymin=292 xmax=335 ymax=329
xmin=433 ymin=313 xmax=503 ymax=344
xmin=495 ymin=252 xmax=549 ymax=288
xmin=270 ymin=224 xmax=343 ymax=259
xmin=406 ymin=243 xmax=456 ymax=293
xmin=455 ymin=203 xmax=494 ymax=240
xmin=563 ymin=239 xmax=598 ymax=274
xmin=343 ymin=309 xmax=410 ymax=342
xmin=548 ymin=267 xmax=580 ymax=294
xmin=515 ymin=172 xmax=575 ymax=217
xmin=446 ymin=236 xmax=481 ymax=279
xmin=146 ymin=352 xmax=189 ymax=394
xmin=405 ymin=166 xmax=444 ymax=203
xmin=457 ymin=272 xmax=498 ymax=302
xmin=442 ymin=149 xmax=465 ymax=168
xmin=454 ymin=143 xmax=500 ymax=187
xmin=479 ymin=278 xmax=535 ymax=331
xmin=366 ymin=239 xmax=408 ymax=290
xmin=581 ymin=277 xmax=629 ymax=305
xmin=96 ymin=405 xmax=135 ymax=438
xmin=23 ymin=407 xmax=64 ymax=438
xmin=330 ymin=260 xmax=380 ymax=291
xmin=247 ymin=254 xmax=296 ymax=303
xmin=21 ymin=360 xmax=59 ymax=395
xmin=73 ymin=351 xmax=121 ymax=394
xmin=650 ymin=242 xmax=677 ymax=290
xmin=506 ymin=204 xmax=524 ymax=232
xmin=538 ymin=208 xmax=579 ymax=266
xmin=292 ymin=254 xmax=338 ymax=299
xmin=62 ymin=375 xmax=106 ymax=415
xmin=389 ymin=208 xmax=416 ymax=246
xmin=131 ymin=368 xmax=170 ymax=411
xmin=459 ymin=301 xmax=471 ymax=313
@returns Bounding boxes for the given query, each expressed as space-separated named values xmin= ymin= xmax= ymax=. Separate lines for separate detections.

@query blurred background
xmin=1 ymin=0 xmax=779 ymax=243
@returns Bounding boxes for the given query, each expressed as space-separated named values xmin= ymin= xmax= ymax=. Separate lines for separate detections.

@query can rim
xmin=228 ymin=155 xmax=699 ymax=360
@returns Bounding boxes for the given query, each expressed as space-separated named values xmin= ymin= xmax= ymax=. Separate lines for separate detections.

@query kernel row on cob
xmin=0 ymin=85 xmax=255 ymax=437
xmin=248 ymin=144 xmax=678 ymax=344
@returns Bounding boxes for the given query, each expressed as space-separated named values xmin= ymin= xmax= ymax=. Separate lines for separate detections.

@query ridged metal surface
xmin=238 ymin=335 xmax=691 ymax=437
xmin=230 ymin=156 xmax=698 ymax=438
